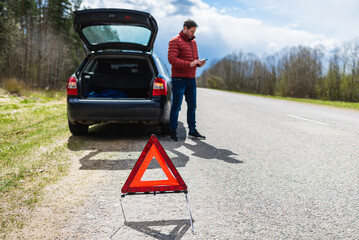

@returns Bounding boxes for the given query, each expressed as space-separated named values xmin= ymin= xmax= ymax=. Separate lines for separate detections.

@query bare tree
xmin=341 ymin=38 xmax=359 ymax=101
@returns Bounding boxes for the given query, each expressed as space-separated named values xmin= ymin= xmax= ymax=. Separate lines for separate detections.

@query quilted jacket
xmin=168 ymin=31 xmax=199 ymax=78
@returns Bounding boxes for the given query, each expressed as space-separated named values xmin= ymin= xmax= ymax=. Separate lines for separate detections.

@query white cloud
xmin=185 ymin=0 xmax=339 ymax=54
xmin=237 ymin=0 xmax=359 ymax=41
xmin=79 ymin=0 xmax=346 ymax=72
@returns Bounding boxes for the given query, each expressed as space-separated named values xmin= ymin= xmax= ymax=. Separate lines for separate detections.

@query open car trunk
xmin=80 ymin=56 xmax=154 ymax=99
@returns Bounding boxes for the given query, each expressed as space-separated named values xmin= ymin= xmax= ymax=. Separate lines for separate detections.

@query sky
xmin=79 ymin=0 xmax=359 ymax=76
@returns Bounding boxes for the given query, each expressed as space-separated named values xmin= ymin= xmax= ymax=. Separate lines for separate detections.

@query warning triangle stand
xmin=121 ymin=134 xmax=187 ymax=194
xmin=111 ymin=134 xmax=194 ymax=238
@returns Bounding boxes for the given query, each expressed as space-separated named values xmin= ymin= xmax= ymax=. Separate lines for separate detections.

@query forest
xmin=198 ymin=40 xmax=359 ymax=102
xmin=0 ymin=0 xmax=84 ymax=90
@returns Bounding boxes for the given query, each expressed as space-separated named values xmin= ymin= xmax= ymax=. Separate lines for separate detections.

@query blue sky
xmin=80 ymin=0 xmax=359 ymax=76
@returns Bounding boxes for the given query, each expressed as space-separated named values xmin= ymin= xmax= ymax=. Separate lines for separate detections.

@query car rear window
xmin=82 ymin=25 xmax=151 ymax=46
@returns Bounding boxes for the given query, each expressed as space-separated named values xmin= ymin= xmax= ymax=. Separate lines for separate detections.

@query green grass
xmin=275 ymin=97 xmax=359 ymax=110
xmin=0 ymin=88 xmax=77 ymax=236
xmin=220 ymin=89 xmax=359 ymax=111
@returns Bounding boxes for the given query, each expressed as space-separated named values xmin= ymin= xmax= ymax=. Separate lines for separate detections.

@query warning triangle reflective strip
xmin=129 ymin=144 xmax=180 ymax=187
xmin=121 ymin=134 xmax=187 ymax=194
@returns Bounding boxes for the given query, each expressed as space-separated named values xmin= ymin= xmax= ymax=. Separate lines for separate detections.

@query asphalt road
xmin=16 ymin=88 xmax=359 ymax=239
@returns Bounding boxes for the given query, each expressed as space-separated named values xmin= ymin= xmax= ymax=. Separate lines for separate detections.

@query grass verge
xmin=221 ymin=89 xmax=359 ymax=111
xmin=0 ymin=88 xmax=78 ymax=237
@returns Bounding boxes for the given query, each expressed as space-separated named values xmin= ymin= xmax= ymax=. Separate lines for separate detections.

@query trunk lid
xmin=74 ymin=8 xmax=158 ymax=52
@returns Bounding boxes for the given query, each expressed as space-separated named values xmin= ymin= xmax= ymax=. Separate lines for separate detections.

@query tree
xmin=278 ymin=46 xmax=323 ymax=98
xmin=0 ymin=0 xmax=85 ymax=89
xmin=206 ymin=76 xmax=223 ymax=89
xmin=321 ymin=51 xmax=341 ymax=100
xmin=341 ymin=38 xmax=359 ymax=101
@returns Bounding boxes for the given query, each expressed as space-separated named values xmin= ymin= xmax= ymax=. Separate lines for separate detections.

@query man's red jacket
xmin=168 ymin=31 xmax=199 ymax=78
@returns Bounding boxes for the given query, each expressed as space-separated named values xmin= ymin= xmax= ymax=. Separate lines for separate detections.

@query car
xmin=67 ymin=8 xmax=172 ymax=135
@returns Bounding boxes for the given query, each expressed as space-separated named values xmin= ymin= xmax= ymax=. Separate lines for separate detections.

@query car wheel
xmin=68 ymin=120 xmax=89 ymax=135
xmin=160 ymin=123 xmax=170 ymax=135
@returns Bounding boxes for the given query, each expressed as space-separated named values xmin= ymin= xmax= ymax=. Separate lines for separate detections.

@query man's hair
xmin=183 ymin=19 xmax=198 ymax=29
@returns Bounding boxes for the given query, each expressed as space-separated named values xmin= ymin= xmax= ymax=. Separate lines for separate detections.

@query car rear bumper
xmin=67 ymin=98 xmax=170 ymax=124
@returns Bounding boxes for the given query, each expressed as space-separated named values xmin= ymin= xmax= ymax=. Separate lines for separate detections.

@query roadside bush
xmin=2 ymin=78 xmax=27 ymax=95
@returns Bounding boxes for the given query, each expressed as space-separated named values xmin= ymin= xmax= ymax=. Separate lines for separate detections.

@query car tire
xmin=68 ymin=120 xmax=89 ymax=135
xmin=160 ymin=123 xmax=170 ymax=135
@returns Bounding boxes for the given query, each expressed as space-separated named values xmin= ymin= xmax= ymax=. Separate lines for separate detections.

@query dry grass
xmin=2 ymin=78 xmax=27 ymax=95
xmin=0 ymin=87 xmax=78 ymax=237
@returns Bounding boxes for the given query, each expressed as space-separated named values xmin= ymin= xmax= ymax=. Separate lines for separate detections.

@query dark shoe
xmin=189 ymin=130 xmax=206 ymax=140
xmin=169 ymin=129 xmax=179 ymax=141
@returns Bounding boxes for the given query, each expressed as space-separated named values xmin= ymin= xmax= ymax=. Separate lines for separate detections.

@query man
xmin=167 ymin=19 xmax=206 ymax=141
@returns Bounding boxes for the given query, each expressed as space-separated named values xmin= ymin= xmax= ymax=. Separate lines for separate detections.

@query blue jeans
xmin=169 ymin=77 xmax=197 ymax=133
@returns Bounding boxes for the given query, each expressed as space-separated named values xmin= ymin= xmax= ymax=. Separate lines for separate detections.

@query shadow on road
xmin=67 ymin=122 xmax=242 ymax=170
xmin=183 ymin=140 xmax=242 ymax=164
xmin=115 ymin=219 xmax=192 ymax=240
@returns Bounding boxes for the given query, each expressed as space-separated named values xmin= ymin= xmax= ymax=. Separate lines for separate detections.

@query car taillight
xmin=67 ymin=76 xmax=78 ymax=95
xmin=152 ymin=77 xmax=167 ymax=96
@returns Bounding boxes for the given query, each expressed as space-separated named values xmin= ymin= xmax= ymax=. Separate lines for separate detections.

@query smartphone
xmin=201 ymin=58 xmax=208 ymax=62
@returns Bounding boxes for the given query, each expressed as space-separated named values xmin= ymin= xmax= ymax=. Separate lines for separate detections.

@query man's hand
xmin=190 ymin=59 xmax=206 ymax=68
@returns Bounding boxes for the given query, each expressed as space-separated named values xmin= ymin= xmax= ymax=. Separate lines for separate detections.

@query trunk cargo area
xmin=80 ymin=56 xmax=154 ymax=99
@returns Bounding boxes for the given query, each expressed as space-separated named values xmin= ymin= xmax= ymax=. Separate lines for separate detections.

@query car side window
xmin=155 ymin=57 xmax=170 ymax=77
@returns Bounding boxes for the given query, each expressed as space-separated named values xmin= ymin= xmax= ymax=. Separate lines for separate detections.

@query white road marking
xmin=287 ymin=114 xmax=329 ymax=126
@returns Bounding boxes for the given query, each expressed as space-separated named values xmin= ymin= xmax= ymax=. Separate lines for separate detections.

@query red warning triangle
xmin=121 ymin=134 xmax=187 ymax=194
